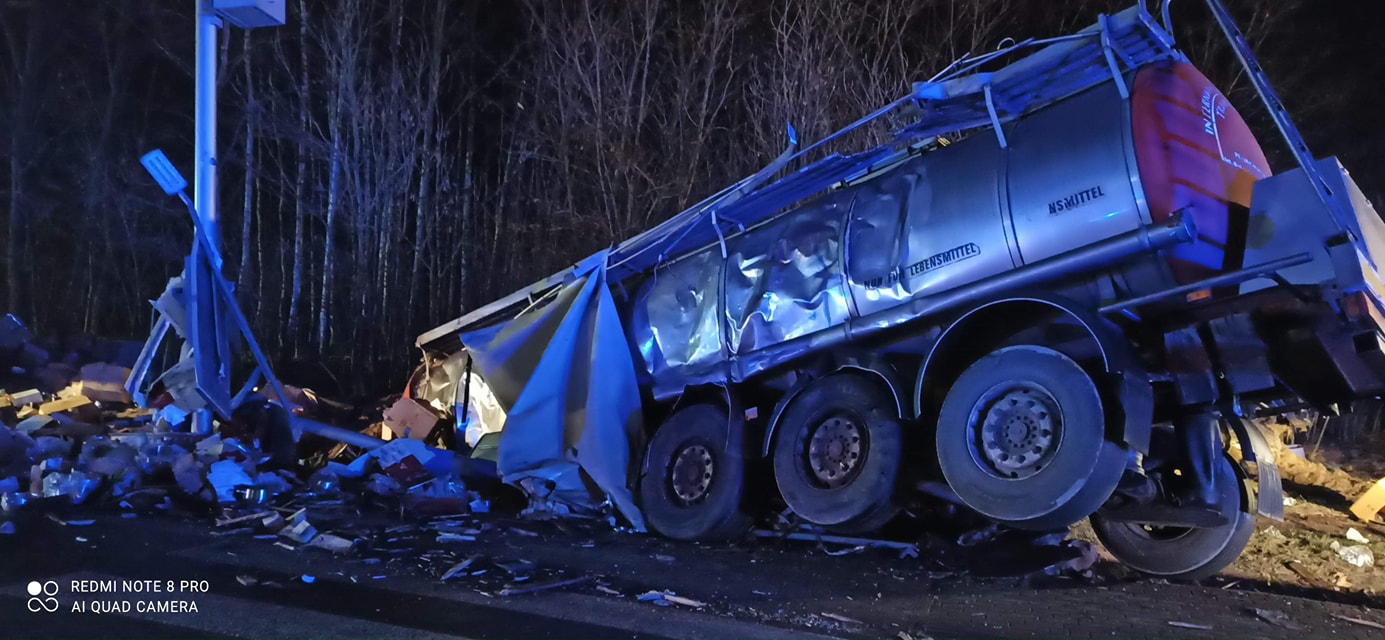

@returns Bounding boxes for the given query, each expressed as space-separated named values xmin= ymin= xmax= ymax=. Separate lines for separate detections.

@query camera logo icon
xmin=27 ymin=581 xmax=59 ymax=613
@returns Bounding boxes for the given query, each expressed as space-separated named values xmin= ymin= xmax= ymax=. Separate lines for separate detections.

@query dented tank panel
xmin=724 ymin=191 xmax=852 ymax=356
xmin=625 ymin=59 xmax=1277 ymax=387
xmin=631 ymin=248 xmax=724 ymax=378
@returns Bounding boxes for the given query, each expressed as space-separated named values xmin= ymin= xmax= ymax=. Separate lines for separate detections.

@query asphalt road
xmin=3 ymin=501 xmax=1384 ymax=640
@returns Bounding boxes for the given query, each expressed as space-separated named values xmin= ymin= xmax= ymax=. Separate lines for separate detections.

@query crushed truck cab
xmin=414 ymin=1 xmax=1385 ymax=581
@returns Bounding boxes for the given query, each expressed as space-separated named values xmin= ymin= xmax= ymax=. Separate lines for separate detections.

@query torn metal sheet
xmin=455 ymin=251 xmax=646 ymax=530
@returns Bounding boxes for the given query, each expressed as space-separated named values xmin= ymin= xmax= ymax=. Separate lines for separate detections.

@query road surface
xmin=3 ymin=501 xmax=1383 ymax=639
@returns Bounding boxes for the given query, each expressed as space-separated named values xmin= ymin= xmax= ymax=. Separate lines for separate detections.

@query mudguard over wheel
xmin=936 ymin=345 xmax=1124 ymax=530
xmin=639 ymin=404 xmax=753 ymax=541
xmin=772 ymin=374 xmax=902 ymax=530
xmin=1090 ymin=454 xmax=1254 ymax=581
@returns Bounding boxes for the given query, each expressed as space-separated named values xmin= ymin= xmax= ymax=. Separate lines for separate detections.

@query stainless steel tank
xmin=629 ymin=60 xmax=1273 ymax=385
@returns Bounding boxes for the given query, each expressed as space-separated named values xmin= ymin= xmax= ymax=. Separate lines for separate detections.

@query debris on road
xmin=636 ymin=589 xmax=707 ymax=609
xmin=1333 ymin=614 xmax=1385 ymax=630
xmin=820 ymin=612 xmax=862 ymax=625
xmin=1345 ymin=527 xmax=1369 ymax=544
xmin=1252 ymin=608 xmax=1305 ymax=631
xmin=1167 ymin=621 xmax=1213 ymax=630
xmin=497 ymin=575 xmax=590 ymax=597
xmin=440 ymin=556 xmax=480 ymax=581
xmin=752 ymin=528 xmax=920 ymax=558
xmin=1042 ymin=540 xmax=1099 ymax=577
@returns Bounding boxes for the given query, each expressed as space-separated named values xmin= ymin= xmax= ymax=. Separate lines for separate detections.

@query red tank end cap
xmin=1131 ymin=61 xmax=1272 ymax=285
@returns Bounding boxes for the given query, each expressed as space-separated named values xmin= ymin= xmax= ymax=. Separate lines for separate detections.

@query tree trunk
xmin=239 ymin=31 xmax=256 ymax=301
xmin=286 ymin=0 xmax=310 ymax=355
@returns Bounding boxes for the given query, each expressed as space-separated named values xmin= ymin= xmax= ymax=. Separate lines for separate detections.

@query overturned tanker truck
xmin=413 ymin=1 xmax=1385 ymax=579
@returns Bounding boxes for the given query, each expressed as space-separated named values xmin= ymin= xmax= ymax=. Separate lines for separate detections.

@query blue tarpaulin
xmin=456 ymin=251 xmax=647 ymax=530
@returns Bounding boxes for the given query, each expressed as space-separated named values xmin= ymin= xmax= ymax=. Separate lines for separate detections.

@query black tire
xmin=639 ymin=404 xmax=753 ymax=541
xmin=826 ymin=498 xmax=900 ymax=535
xmin=936 ymin=345 xmax=1123 ymax=528
xmin=772 ymin=374 xmax=902 ymax=529
xmin=1091 ymin=454 xmax=1254 ymax=581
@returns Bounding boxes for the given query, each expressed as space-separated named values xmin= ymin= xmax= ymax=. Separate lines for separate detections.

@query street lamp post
xmin=189 ymin=0 xmax=285 ymax=434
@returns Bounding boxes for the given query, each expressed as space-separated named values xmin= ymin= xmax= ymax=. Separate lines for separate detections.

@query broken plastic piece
xmin=1333 ymin=543 xmax=1375 ymax=568
xmin=1253 ymin=608 xmax=1304 ymax=631
xmin=308 ymin=533 xmax=355 ymax=553
xmin=207 ymin=460 xmax=255 ymax=503
xmin=497 ymin=576 xmax=591 ymax=597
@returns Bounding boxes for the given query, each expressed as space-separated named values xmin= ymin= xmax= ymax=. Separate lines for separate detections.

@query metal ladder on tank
xmin=1197 ymin=0 xmax=1364 ymax=258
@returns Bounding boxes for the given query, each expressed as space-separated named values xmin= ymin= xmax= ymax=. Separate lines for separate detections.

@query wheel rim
xmin=968 ymin=383 xmax=1062 ymax=480
xmin=669 ymin=444 xmax=714 ymax=505
xmin=804 ymin=414 xmax=867 ymax=489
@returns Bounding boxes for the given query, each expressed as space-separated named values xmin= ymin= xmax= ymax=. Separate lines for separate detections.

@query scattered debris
xmin=824 ymin=545 xmax=866 ymax=556
xmin=1349 ymin=477 xmax=1385 ymax=522
xmin=382 ymin=397 xmax=442 ymax=441
xmin=1167 ymin=621 xmax=1212 ymax=630
xmin=300 ymin=575 xmax=316 ymax=584
xmin=821 ymin=612 xmax=862 ymax=625
xmin=1345 ymin=527 xmax=1369 ymax=544
xmin=752 ymin=529 xmax=919 ymax=557
xmin=441 ymin=556 xmax=481 ymax=581
xmin=595 ymin=584 xmax=621 ymax=596
xmin=236 ymin=575 xmax=258 ymax=587
xmin=0 ymin=521 xmax=14 ymax=534
xmin=956 ymin=523 xmax=1002 ymax=547
xmin=636 ymin=589 xmax=707 ymax=608
xmin=1330 ymin=542 xmax=1375 ymax=568
xmin=497 ymin=575 xmax=591 ymax=597
xmin=1282 ymin=496 xmax=1298 ymax=507
xmin=1251 ymin=608 xmax=1305 ymax=631
xmin=308 ymin=533 xmax=355 ymax=553
xmin=1332 ymin=614 xmax=1385 ymax=630
xmin=1042 ymin=540 xmax=1098 ymax=577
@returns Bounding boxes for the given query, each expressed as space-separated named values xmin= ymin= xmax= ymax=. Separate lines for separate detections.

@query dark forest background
xmin=1 ymin=0 xmax=1381 ymax=396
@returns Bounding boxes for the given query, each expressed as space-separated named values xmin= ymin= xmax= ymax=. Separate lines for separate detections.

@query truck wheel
xmin=1090 ymin=454 xmax=1253 ymax=581
xmin=936 ymin=345 xmax=1123 ymax=529
xmin=639 ymin=404 xmax=753 ymax=541
xmin=773 ymin=374 xmax=901 ymax=529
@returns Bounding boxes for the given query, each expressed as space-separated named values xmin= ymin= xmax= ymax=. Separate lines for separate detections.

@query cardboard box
xmin=10 ymin=389 xmax=43 ymax=406
xmin=383 ymin=397 xmax=441 ymax=440
xmin=79 ymin=363 xmax=133 ymax=404
xmin=38 ymin=394 xmax=92 ymax=416
xmin=1350 ymin=477 xmax=1385 ymax=523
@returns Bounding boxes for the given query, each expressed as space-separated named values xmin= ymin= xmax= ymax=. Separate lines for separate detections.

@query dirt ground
xmin=1071 ymin=426 xmax=1385 ymax=602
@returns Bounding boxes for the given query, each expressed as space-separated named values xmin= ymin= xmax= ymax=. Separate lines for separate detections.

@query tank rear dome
xmin=1131 ymin=61 xmax=1273 ymax=285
